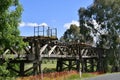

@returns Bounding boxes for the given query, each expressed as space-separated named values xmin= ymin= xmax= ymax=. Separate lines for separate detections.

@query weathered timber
xmin=0 ymin=36 xmax=106 ymax=76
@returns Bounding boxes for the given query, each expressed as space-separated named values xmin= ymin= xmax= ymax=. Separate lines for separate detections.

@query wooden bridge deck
xmin=0 ymin=54 xmax=99 ymax=60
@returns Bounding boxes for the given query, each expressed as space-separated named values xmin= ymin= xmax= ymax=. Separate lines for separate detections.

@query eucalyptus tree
xmin=63 ymin=24 xmax=81 ymax=42
xmin=78 ymin=0 xmax=120 ymax=71
xmin=0 ymin=0 xmax=25 ymax=53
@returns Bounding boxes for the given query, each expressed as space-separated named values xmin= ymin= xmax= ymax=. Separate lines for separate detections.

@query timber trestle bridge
xmin=0 ymin=26 xmax=107 ymax=76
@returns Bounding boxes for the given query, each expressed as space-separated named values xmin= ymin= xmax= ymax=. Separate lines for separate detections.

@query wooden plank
xmin=24 ymin=64 xmax=38 ymax=74
xmin=48 ymin=45 xmax=57 ymax=55
xmin=1 ymin=53 xmax=98 ymax=60
xmin=40 ymin=44 xmax=48 ymax=55
xmin=57 ymin=46 xmax=65 ymax=55
xmin=3 ymin=49 xmax=10 ymax=55
xmin=10 ymin=48 xmax=18 ymax=54
xmin=24 ymin=47 xmax=31 ymax=54
xmin=8 ymin=65 xmax=19 ymax=73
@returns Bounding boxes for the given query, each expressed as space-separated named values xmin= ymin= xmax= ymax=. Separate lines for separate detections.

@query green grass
xmin=25 ymin=59 xmax=57 ymax=70
xmin=42 ymin=62 xmax=56 ymax=69
xmin=41 ymin=59 xmax=57 ymax=73
xmin=65 ymin=73 xmax=97 ymax=80
xmin=65 ymin=74 xmax=80 ymax=80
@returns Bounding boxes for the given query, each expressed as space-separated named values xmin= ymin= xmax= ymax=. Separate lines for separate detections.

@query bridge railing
xmin=34 ymin=26 xmax=57 ymax=38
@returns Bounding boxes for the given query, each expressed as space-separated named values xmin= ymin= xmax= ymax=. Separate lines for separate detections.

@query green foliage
xmin=0 ymin=0 xmax=26 ymax=78
xmin=0 ymin=77 xmax=15 ymax=80
xmin=65 ymin=73 xmax=97 ymax=80
xmin=0 ymin=61 xmax=19 ymax=76
xmin=79 ymin=0 xmax=120 ymax=47
xmin=0 ymin=0 xmax=25 ymax=52
xmin=78 ymin=0 xmax=120 ymax=71
xmin=62 ymin=24 xmax=81 ymax=42
xmin=0 ymin=62 xmax=10 ymax=76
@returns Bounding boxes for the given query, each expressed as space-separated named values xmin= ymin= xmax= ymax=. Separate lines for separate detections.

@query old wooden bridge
xmin=0 ymin=26 xmax=107 ymax=76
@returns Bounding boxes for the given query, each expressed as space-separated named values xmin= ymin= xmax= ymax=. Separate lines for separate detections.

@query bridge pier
xmin=76 ymin=59 xmax=80 ymax=72
xmin=56 ymin=58 xmax=63 ymax=72
xmin=96 ymin=48 xmax=105 ymax=72
xmin=68 ymin=60 xmax=72 ymax=71
xmin=56 ymin=58 xmax=80 ymax=72
xmin=19 ymin=62 xmax=25 ymax=76
xmin=81 ymin=58 xmax=98 ymax=72
xmin=33 ymin=39 xmax=42 ymax=75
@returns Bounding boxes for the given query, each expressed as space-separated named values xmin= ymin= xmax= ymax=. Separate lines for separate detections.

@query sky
xmin=19 ymin=0 xmax=93 ymax=39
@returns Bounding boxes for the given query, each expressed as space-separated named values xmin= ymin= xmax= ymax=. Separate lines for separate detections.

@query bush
xmin=0 ymin=62 xmax=16 ymax=80
xmin=0 ymin=62 xmax=10 ymax=76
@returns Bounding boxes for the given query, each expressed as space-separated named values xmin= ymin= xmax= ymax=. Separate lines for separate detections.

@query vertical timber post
xmin=56 ymin=58 xmax=63 ymax=72
xmin=38 ymin=40 xmax=42 ymax=74
xmin=68 ymin=60 xmax=72 ymax=71
xmin=82 ymin=59 xmax=85 ymax=72
xmin=33 ymin=40 xmax=38 ymax=75
xmin=56 ymin=59 xmax=59 ymax=71
xmin=91 ymin=59 xmax=94 ymax=72
xmin=76 ymin=59 xmax=80 ymax=72
xmin=19 ymin=62 xmax=25 ymax=76
xmin=33 ymin=39 xmax=41 ymax=75
xmin=59 ymin=59 xmax=63 ymax=71
xmin=97 ymin=48 xmax=103 ymax=72
xmin=84 ymin=59 xmax=87 ymax=72
xmin=76 ymin=46 xmax=80 ymax=72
